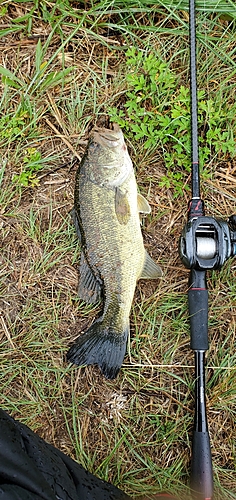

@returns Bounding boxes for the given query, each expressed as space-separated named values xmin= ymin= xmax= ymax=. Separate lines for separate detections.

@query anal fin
xmin=140 ymin=250 xmax=162 ymax=279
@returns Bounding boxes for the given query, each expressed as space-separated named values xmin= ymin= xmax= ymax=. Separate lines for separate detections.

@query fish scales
xmin=78 ymin=170 xmax=145 ymax=323
xmin=67 ymin=125 xmax=162 ymax=379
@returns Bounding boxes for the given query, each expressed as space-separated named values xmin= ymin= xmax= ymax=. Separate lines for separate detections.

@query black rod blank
xmin=189 ymin=0 xmax=200 ymax=199
xmin=190 ymin=351 xmax=213 ymax=499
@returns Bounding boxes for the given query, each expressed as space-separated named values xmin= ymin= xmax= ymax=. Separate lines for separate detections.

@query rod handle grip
xmin=191 ymin=431 xmax=213 ymax=500
xmin=188 ymin=288 xmax=208 ymax=350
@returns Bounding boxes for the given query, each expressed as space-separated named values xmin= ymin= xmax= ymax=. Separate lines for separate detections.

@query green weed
xmin=0 ymin=108 xmax=34 ymax=141
xmin=109 ymin=48 xmax=236 ymax=197
xmin=12 ymin=148 xmax=42 ymax=187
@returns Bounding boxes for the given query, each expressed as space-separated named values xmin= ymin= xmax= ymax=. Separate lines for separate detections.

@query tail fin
xmin=67 ymin=320 xmax=129 ymax=379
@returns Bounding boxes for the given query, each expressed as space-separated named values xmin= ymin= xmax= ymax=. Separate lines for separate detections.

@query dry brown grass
xmin=0 ymin=2 xmax=236 ymax=499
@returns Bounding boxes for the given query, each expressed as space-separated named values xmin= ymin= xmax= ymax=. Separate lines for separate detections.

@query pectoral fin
xmin=137 ymin=193 xmax=151 ymax=214
xmin=140 ymin=250 xmax=162 ymax=279
xmin=115 ymin=187 xmax=131 ymax=225
xmin=78 ymin=252 xmax=103 ymax=304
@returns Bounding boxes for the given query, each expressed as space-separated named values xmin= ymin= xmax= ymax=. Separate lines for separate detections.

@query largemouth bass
xmin=67 ymin=124 xmax=162 ymax=379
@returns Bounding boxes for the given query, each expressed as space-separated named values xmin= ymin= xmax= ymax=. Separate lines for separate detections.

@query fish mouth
xmin=92 ymin=124 xmax=123 ymax=148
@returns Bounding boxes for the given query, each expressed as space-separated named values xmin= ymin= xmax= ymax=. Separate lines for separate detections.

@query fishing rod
xmin=179 ymin=0 xmax=236 ymax=499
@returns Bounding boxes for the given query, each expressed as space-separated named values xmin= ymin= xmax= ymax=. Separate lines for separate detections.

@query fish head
xmin=87 ymin=124 xmax=133 ymax=188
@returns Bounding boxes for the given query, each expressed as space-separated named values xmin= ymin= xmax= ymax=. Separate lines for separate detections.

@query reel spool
xmin=179 ymin=216 xmax=233 ymax=270
xmin=196 ymin=236 xmax=216 ymax=260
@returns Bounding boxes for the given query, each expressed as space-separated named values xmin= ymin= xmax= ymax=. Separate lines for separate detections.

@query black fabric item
xmin=0 ymin=409 xmax=131 ymax=500
xmin=0 ymin=484 xmax=44 ymax=499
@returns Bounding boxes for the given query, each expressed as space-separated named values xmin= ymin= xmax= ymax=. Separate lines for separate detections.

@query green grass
xmin=0 ymin=1 xmax=236 ymax=499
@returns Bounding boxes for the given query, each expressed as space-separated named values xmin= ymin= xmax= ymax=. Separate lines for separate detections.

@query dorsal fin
xmin=137 ymin=193 xmax=151 ymax=214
